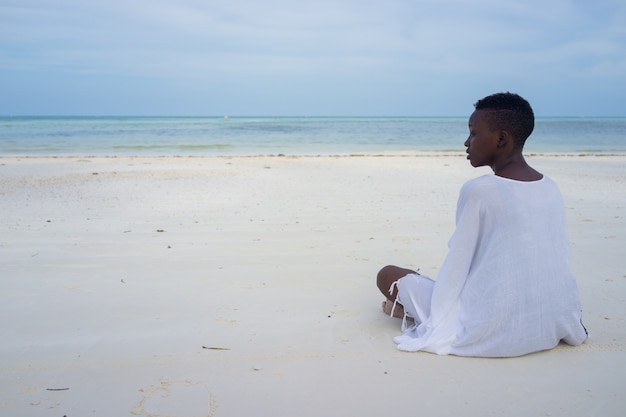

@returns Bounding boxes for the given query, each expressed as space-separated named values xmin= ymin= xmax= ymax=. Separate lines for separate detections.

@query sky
xmin=1 ymin=0 xmax=625 ymax=116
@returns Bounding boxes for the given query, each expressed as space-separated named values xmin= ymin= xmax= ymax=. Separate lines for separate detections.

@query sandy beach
xmin=1 ymin=154 xmax=625 ymax=416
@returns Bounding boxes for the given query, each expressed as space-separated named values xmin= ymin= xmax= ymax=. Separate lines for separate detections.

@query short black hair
xmin=474 ymin=92 xmax=534 ymax=149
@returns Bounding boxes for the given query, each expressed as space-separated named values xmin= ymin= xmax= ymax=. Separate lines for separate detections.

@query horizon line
xmin=2 ymin=115 xmax=625 ymax=119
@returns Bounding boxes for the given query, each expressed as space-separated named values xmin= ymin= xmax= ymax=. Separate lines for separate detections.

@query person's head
xmin=473 ymin=92 xmax=534 ymax=149
xmin=464 ymin=92 xmax=535 ymax=169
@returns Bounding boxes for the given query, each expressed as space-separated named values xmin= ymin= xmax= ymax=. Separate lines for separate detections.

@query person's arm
xmin=428 ymin=181 xmax=484 ymax=326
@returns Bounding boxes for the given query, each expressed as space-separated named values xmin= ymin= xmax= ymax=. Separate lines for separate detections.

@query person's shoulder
xmin=457 ymin=175 xmax=498 ymax=206
xmin=464 ymin=173 xmax=558 ymax=188
xmin=460 ymin=174 xmax=498 ymax=194
xmin=537 ymin=175 xmax=564 ymax=198
xmin=465 ymin=174 xmax=498 ymax=185
xmin=540 ymin=174 xmax=558 ymax=187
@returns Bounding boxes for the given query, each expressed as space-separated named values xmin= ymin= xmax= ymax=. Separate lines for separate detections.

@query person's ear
xmin=497 ymin=130 xmax=511 ymax=149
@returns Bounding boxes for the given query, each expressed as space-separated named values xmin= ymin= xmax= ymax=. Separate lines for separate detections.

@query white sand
xmin=1 ymin=154 xmax=625 ymax=416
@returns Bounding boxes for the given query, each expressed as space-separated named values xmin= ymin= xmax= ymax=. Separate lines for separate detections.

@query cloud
xmin=1 ymin=0 xmax=625 ymax=115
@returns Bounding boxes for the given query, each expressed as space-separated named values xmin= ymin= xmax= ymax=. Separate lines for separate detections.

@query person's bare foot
xmin=382 ymin=299 xmax=405 ymax=318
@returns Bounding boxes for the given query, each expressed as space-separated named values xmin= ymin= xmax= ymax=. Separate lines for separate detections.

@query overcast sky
xmin=1 ymin=0 xmax=625 ymax=116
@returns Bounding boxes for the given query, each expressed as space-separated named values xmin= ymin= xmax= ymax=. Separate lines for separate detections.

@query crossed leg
xmin=376 ymin=265 xmax=418 ymax=318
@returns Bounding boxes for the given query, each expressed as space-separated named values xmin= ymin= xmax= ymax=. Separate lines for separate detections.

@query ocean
xmin=1 ymin=116 xmax=625 ymax=156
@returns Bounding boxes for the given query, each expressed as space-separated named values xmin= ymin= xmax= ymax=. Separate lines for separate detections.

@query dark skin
xmin=377 ymin=266 xmax=416 ymax=317
xmin=377 ymin=109 xmax=542 ymax=317
xmin=465 ymin=109 xmax=542 ymax=182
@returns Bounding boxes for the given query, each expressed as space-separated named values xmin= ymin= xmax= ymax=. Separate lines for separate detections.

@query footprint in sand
xmin=131 ymin=380 xmax=215 ymax=417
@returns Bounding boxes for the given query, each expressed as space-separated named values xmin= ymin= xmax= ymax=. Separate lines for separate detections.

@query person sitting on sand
xmin=376 ymin=92 xmax=588 ymax=357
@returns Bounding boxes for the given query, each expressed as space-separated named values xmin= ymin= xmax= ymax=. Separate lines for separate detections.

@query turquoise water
xmin=1 ymin=116 xmax=625 ymax=156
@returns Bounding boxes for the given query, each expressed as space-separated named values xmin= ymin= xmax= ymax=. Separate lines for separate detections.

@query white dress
xmin=393 ymin=174 xmax=588 ymax=357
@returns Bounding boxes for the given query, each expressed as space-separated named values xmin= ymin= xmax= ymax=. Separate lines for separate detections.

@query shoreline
xmin=2 ymin=150 xmax=626 ymax=159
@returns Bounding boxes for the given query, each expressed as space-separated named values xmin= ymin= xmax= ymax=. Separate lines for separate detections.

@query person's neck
xmin=491 ymin=153 xmax=543 ymax=182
